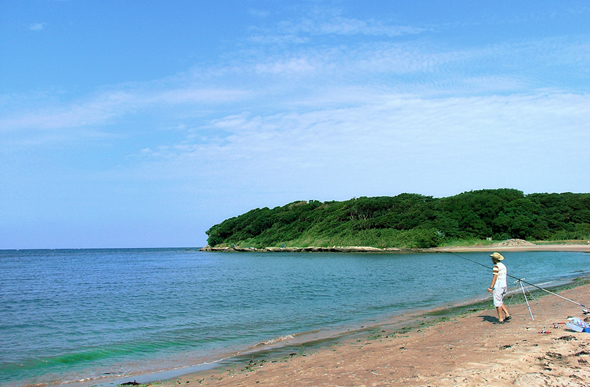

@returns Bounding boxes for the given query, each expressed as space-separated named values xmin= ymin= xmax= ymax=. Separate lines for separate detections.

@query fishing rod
xmin=448 ymin=252 xmax=589 ymax=310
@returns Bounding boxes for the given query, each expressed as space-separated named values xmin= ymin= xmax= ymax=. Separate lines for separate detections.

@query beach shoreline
xmin=133 ymin=278 xmax=590 ymax=387
xmin=201 ymin=239 xmax=590 ymax=254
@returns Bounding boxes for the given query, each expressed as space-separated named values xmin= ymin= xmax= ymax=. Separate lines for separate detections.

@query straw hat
xmin=490 ymin=252 xmax=504 ymax=261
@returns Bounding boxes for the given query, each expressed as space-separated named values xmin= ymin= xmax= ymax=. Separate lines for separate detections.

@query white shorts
xmin=493 ymin=286 xmax=507 ymax=307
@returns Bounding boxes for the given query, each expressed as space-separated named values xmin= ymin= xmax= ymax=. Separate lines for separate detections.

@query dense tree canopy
xmin=206 ymin=189 xmax=590 ymax=248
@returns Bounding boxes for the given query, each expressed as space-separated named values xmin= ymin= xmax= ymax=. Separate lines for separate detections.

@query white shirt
xmin=493 ymin=262 xmax=507 ymax=288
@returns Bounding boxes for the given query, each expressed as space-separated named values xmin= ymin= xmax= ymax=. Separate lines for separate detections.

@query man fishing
xmin=487 ymin=252 xmax=511 ymax=323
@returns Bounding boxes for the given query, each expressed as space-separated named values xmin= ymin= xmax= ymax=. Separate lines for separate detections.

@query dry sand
xmin=203 ymin=239 xmax=590 ymax=254
xmin=429 ymin=239 xmax=590 ymax=254
xmin=148 ymin=244 xmax=590 ymax=387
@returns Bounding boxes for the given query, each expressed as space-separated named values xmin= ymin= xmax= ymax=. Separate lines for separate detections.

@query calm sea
xmin=1 ymin=249 xmax=589 ymax=386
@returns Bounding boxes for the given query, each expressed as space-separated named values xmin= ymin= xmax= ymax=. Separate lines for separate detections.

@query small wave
xmin=253 ymin=335 xmax=295 ymax=347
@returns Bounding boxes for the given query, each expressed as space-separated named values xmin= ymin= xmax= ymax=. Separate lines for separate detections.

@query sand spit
xmin=201 ymin=239 xmax=590 ymax=253
xmin=150 ymin=283 xmax=590 ymax=386
xmin=200 ymin=245 xmax=401 ymax=253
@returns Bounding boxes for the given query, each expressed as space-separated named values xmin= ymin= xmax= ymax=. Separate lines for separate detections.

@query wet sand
xmin=151 ymin=278 xmax=590 ymax=387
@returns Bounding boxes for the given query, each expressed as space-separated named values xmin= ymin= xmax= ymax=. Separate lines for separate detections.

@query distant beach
xmin=201 ymin=239 xmax=590 ymax=253
xmin=430 ymin=239 xmax=590 ymax=253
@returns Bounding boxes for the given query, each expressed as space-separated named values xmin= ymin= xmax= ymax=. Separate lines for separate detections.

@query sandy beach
xmin=149 ymin=247 xmax=590 ymax=387
xmin=153 ymin=285 xmax=590 ymax=386
xmin=429 ymin=240 xmax=590 ymax=254
xmin=201 ymin=239 xmax=590 ymax=254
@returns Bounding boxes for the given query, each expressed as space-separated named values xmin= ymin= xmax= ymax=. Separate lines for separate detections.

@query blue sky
xmin=2 ymin=1 xmax=590 ymax=249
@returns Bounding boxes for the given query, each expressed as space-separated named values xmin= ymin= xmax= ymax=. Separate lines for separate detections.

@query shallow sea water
xmin=1 ymin=248 xmax=589 ymax=386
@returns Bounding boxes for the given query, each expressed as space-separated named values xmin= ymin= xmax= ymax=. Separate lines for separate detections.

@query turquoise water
xmin=1 ymin=249 xmax=589 ymax=386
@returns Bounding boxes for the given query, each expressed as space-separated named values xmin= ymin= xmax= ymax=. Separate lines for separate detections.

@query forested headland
xmin=205 ymin=189 xmax=590 ymax=249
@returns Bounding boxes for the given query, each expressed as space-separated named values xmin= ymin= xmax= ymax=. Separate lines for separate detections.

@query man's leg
xmin=501 ymin=304 xmax=510 ymax=319
xmin=496 ymin=306 xmax=505 ymax=322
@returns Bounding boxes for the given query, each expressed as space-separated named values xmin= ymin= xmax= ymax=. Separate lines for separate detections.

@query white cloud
xmin=3 ymin=30 xmax=588 ymax=153
xmin=248 ymin=7 xmax=426 ymax=46
xmin=248 ymin=33 xmax=309 ymax=45
xmin=28 ymin=23 xmax=46 ymax=31
xmin=276 ymin=7 xmax=426 ymax=38
xmin=151 ymin=88 xmax=250 ymax=104
xmin=132 ymin=92 xmax=590 ymax=197
xmin=0 ymin=87 xmax=249 ymax=133
xmin=292 ymin=17 xmax=425 ymax=37
xmin=248 ymin=8 xmax=270 ymax=18
xmin=255 ymin=56 xmax=316 ymax=74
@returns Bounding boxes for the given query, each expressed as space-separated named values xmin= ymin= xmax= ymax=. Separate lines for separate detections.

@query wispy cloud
xmin=0 ymin=92 xmax=131 ymax=131
xmin=4 ymin=6 xmax=590 ymax=165
xmin=28 ymin=23 xmax=46 ymax=31
xmin=277 ymin=16 xmax=426 ymax=38
xmin=286 ymin=6 xmax=427 ymax=37
xmin=248 ymin=7 xmax=426 ymax=45
xmin=254 ymin=56 xmax=317 ymax=74
xmin=0 ymin=86 xmax=249 ymax=134
xmin=248 ymin=8 xmax=270 ymax=18
xmin=133 ymin=92 xmax=590 ymax=191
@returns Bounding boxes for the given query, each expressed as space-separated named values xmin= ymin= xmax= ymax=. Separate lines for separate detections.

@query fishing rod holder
xmin=513 ymin=278 xmax=535 ymax=321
